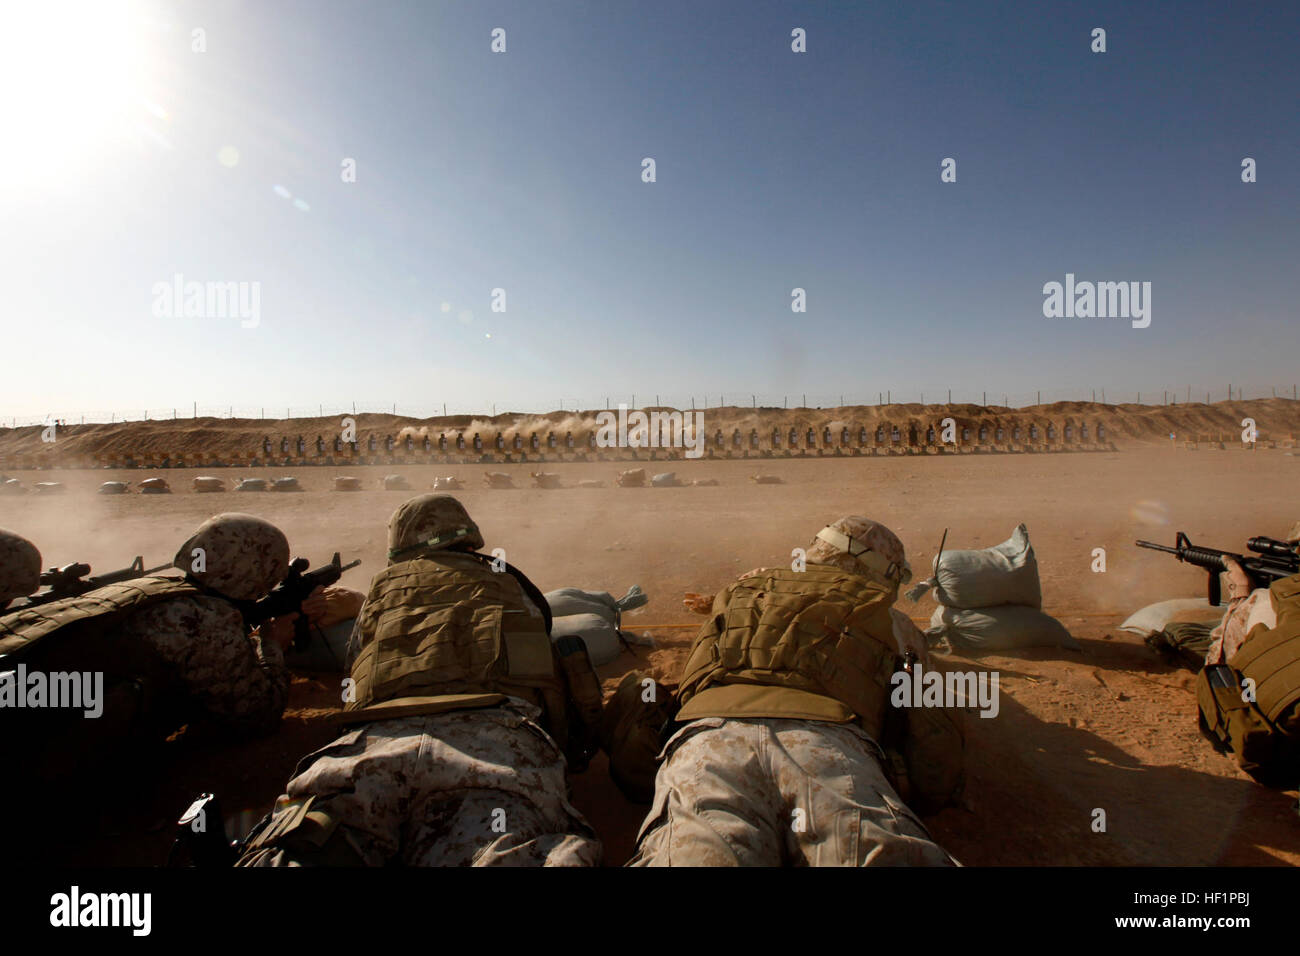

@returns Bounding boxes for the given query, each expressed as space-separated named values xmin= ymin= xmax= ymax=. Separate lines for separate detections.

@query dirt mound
xmin=0 ymin=400 xmax=1294 ymax=465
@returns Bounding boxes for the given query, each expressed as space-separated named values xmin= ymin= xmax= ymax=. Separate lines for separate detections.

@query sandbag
xmin=577 ymin=479 xmax=605 ymax=489
xmin=192 ymin=476 xmax=225 ymax=493
xmin=235 ymin=478 xmax=267 ymax=492
xmin=1 ymin=479 xmax=27 ymax=495
xmin=551 ymin=613 xmax=623 ymax=666
xmin=483 ymin=472 xmax=514 ymax=489
xmin=918 ymin=524 xmax=1041 ymax=610
xmin=651 ymin=472 xmax=682 ymax=487
xmin=381 ymin=474 xmax=411 ymax=491
xmin=33 ymin=482 xmax=65 ymax=494
xmin=692 ymin=478 xmax=719 ymax=487
xmin=1120 ymin=598 xmax=1223 ymax=637
xmin=928 ymin=604 xmax=1079 ymax=651
xmin=333 ymin=476 xmax=362 ymax=492
xmin=546 ymin=588 xmax=619 ymax=619
xmin=616 ymin=468 xmax=646 ymax=488
xmin=273 ymin=477 xmax=303 ymax=492
xmin=98 ymin=481 xmax=130 ymax=495
xmin=431 ymin=476 xmax=463 ymax=491
xmin=139 ymin=477 xmax=171 ymax=494
xmin=750 ymin=474 xmax=782 ymax=484
xmin=531 ymin=472 xmax=561 ymax=489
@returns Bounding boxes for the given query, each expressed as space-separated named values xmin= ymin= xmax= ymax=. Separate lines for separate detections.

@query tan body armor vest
xmin=343 ymin=552 xmax=572 ymax=747
xmin=1198 ymin=573 xmax=1300 ymax=782
xmin=676 ymin=565 xmax=900 ymax=740
xmin=0 ymin=575 xmax=201 ymax=790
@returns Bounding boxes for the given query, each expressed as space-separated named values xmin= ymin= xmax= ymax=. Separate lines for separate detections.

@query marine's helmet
xmin=805 ymin=515 xmax=911 ymax=588
xmin=0 ymin=529 xmax=41 ymax=606
xmin=173 ymin=513 xmax=290 ymax=601
xmin=387 ymin=494 xmax=484 ymax=562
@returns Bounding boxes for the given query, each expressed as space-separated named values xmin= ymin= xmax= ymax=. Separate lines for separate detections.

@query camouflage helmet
xmin=0 ymin=529 xmax=41 ymax=605
xmin=805 ymin=515 xmax=911 ymax=587
xmin=387 ymin=494 xmax=484 ymax=561
xmin=173 ymin=513 xmax=290 ymax=601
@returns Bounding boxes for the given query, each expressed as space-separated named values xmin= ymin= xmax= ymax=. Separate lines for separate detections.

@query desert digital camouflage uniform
xmin=114 ymin=596 xmax=288 ymax=735
xmin=239 ymin=494 xmax=602 ymax=867
xmin=0 ymin=528 xmax=41 ymax=610
xmin=630 ymin=516 xmax=961 ymax=868
xmin=0 ymin=514 xmax=292 ymax=736
xmin=1204 ymin=520 xmax=1300 ymax=666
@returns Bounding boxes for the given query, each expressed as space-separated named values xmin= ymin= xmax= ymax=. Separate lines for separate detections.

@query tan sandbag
xmin=431 ymin=476 xmax=464 ymax=491
xmin=192 ymin=476 xmax=226 ymax=493
xmin=576 ymin=479 xmax=605 ymax=488
xmin=381 ymin=474 xmax=411 ymax=491
xmin=234 ymin=478 xmax=268 ymax=492
xmin=98 ymin=481 xmax=130 ymax=495
xmin=272 ymin=477 xmax=303 ymax=492
xmin=483 ymin=472 xmax=514 ymax=489
xmin=531 ymin=472 xmax=561 ymax=489
xmin=33 ymin=482 xmax=65 ymax=494
xmin=333 ymin=476 xmax=363 ymax=492
xmin=616 ymin=468 xmax=646 ymax=488
xmin=139 ymin=477 xmax=171 ymax=494
xmin=750 ymin=474 xmax=782 ymax=484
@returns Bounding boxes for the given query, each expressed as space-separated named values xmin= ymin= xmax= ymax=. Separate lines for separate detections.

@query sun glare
xmin=0 ymin=1 xmax=151 ymax=188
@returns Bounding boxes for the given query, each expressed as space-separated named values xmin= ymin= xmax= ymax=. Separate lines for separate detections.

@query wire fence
xmin=4 ymin=384 xmax=1298 ymax=428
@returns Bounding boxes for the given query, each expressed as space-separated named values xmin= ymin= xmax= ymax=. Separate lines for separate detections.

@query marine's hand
xmin=258 ymin=613 xmax=298 ymax=651
xmin=1222 ymin=557 xmax=1253 ymax=600
xmin=683 ymin=592 xmax=713 ymax=614
xmin=301 ymin=586 xmax=364 ymax=626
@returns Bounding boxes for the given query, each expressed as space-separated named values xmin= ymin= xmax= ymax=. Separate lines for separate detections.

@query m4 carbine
xmin=20 ymin=556 xmax=171 ymax=608
xmin=1135 ymin=532 xmax=1300 ymax=605
xmin=236 ymin=552 xmax=361 ymax=650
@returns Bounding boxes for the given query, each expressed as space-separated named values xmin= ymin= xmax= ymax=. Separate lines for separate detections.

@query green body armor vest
xmin=343 ymin=552 xmax=573 ymax=748
xmin=1197 ymin=573 xmax=1300 ymax=784
xmin=676 ymin=565 xmax=900 ymax=740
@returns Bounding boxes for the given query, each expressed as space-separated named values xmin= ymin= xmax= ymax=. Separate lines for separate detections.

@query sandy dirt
xmin=2 ymin=444 xmax=1298 ymax=866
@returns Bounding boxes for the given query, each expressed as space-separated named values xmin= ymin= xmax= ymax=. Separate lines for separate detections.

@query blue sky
xmin=3 ymin=0 xmax=1297 ymax=418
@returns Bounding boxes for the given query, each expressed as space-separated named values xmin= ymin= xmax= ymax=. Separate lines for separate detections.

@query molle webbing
xmin=344 ymin=553 xmax=568 ymax=737
xmin=676 ymin=565 xmax=899 ymax=738
xmin=0 ymin=576 xmax=198 ymax=667
xmin=1231 ymin=575 xmax=1300 ymax=724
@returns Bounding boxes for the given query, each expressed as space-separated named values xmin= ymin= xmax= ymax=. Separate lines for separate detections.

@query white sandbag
xmin=921 ymin=524 xmax=1042 ymax=609
xmin=545 ymin=588 xmax=619 ymax=619
xmin=1119 ymin=598 xmax=1224 ymax=638
xmin=192 ymin=476 xmax=225 ymax=493
xmin=651 ymin=472 xmax=682 ymax=487
xmin=333 ymin=476 xmax=363 ymax=491
xmin=551 ymin=612 xmax=624 ymax=665
xmin=98 ymin=481 xmax=130 ymax=495
xmin=928 ymin=604 xmax=1079 ymax=651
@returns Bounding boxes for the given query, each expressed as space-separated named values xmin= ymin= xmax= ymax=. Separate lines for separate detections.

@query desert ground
xmin=2 ymin=443 xmax=1298 ymax=866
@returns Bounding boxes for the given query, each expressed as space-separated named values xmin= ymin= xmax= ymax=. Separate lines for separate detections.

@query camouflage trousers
xmin=238 ymin=701 xmax=600 ymax=866
xmin=629 ymin=717 xmax=956 ymax=867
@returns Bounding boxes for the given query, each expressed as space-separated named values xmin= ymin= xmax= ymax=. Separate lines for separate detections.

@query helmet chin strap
xmin=814 ymin=527 xmax=911 ymax=584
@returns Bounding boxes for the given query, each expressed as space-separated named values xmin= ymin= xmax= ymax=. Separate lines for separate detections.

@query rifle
xmin=19 ymin=556 xmax=171 ymax=608
xmin=1135 ymin=532 xmax=1300 ymax=605
xmin=236 ymin=552 xmax=361 ymax=650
